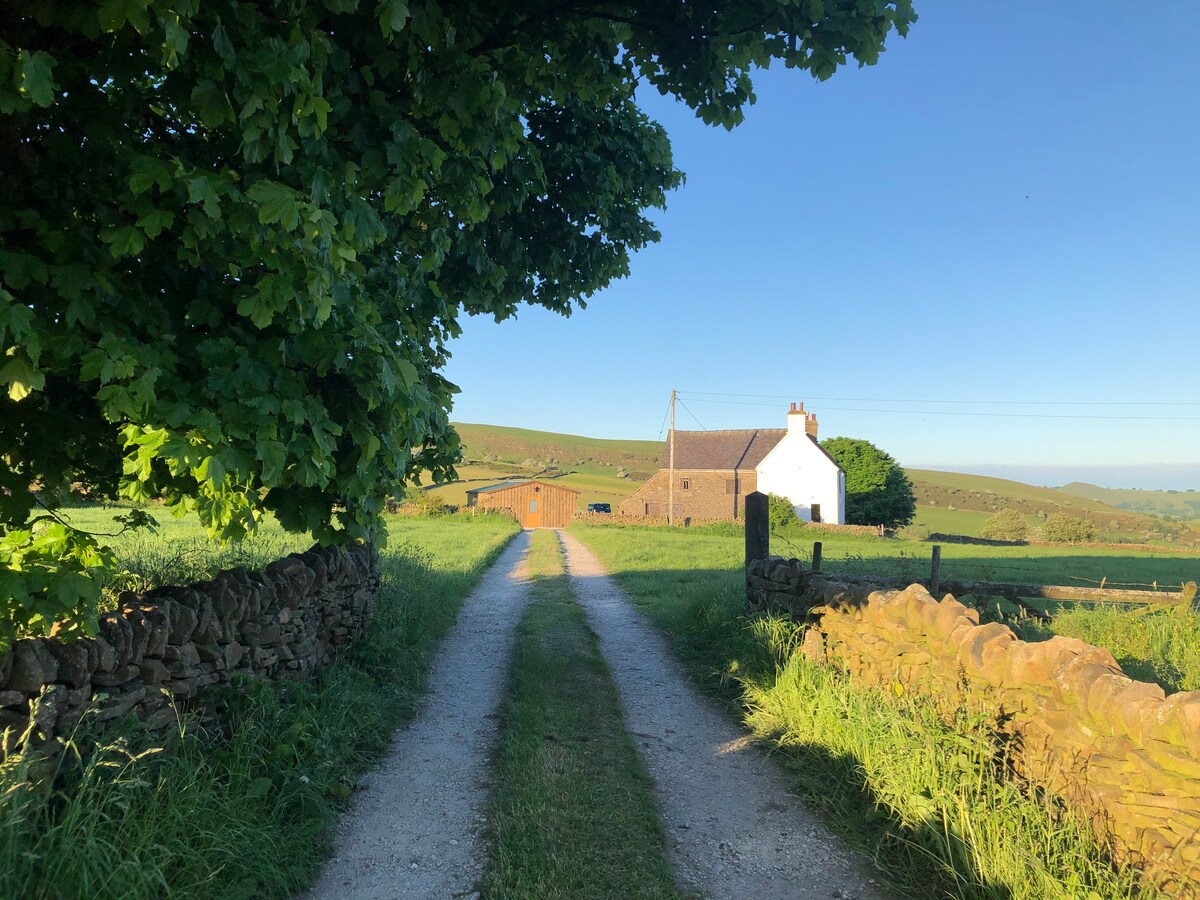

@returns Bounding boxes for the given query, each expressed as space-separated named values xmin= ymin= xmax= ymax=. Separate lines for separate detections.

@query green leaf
xmin=1 ymin=353 xmax=44 ymax=402
xmin=187 ymin=176 xmax=222 ymax=218
xmin=100 ymin=225 xmax=147 ymax=258
xmin=136 ymin=208 xmax=175 ymax=238
xmin=257 ymin=440 xmax=287 ymax=484
xmin=379 ymin=0 xmax=409 ymax=35
xmin=17 ymin=51 xmax=57 ymax=107
xmin=247 ymin=181 xmax=301 ymax=231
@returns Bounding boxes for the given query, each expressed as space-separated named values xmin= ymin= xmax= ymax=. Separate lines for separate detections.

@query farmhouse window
xmin=681 ymin=478 xmax=690 ymax=491
xmin=725 ymin=478 xmax=737 ymax=494
xmin=811 ymin=503 xmax=821 ymax=523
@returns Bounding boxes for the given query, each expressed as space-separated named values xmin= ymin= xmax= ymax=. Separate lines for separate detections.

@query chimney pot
xmin=789 ymin=402 xmax=797 ymax=412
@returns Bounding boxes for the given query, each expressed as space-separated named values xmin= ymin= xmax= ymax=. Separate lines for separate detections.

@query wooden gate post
xmin=812 ymin=541 xmax=823 ymax=573
xmin=930 ymin=545 xmax=942 ymax=595
xmin=744 ymin=491 xmax=769 ymax=611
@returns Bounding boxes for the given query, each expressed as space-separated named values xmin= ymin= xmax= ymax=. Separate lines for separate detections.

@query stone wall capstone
xmin=0 ymin=542 xmax=380 ymax=756
xmin=746 ymin=554 xmax=1200 ymax=896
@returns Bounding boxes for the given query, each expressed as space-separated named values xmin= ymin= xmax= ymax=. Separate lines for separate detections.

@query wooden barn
xmin=465 ymin=480 xmax=579 ymax=528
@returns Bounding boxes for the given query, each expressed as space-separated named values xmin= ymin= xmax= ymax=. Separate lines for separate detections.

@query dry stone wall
xmin=747 ymin=555 xmax=1200 ymax=896
xmin=0 ymin=542 xmax=379 ymax=756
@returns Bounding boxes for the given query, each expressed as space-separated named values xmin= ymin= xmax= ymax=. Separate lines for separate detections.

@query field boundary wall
xmin=0 ymin=542 xmax=379 ymax=756
xmin=746 ymin=552 xmax=1200 ymax=895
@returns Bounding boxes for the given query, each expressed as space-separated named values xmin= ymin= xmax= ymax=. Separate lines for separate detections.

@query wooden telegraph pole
xmin=668 ymin=389 xmax=676 ymax=526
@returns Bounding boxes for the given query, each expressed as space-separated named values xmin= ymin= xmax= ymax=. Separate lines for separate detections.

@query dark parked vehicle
xmin=586 ymin=502 xmax=612 ymax=514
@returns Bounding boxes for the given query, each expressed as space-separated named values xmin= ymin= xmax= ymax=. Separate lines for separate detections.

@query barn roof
xmin=466 ymin=479 xmax=581 ymax=495
xmin=660 ymin=429 xmax=786 ymax=470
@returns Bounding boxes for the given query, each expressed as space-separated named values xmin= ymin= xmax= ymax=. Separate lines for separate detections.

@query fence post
xmin=812 ymin=541 xmax=823 ymax=573
xmin=744 ymin=492 xmax=769 ymax=611
xmin=930 ymin=545 xmax=942 ymax=596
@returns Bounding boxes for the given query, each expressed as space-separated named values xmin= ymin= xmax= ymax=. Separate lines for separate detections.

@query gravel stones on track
xmin=306 ymin=531 xmax=533 ymax=900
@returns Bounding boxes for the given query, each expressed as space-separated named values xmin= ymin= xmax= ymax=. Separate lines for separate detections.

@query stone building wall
xmin=0 ymin=542 xmax=379 ymax=756
xmin=746 ymin=555 xmax=1200 ymax=895
xmin=618 ymin=469 xmax=757 ymax=519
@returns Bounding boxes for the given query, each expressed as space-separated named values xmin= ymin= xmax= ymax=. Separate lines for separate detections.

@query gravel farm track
xmin=307 ymin=528 xmax=886 ymax=900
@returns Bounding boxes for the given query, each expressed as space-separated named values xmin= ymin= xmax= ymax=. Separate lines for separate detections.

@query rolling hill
xmin=1057 ymin=482 xmax=1200 ymax=523
xmin=905 ymin=469 xmax=1200 ymax=546
xmin=418 ymin=423 xmax=1200 ymax=546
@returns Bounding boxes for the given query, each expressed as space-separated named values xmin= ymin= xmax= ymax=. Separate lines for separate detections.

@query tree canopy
xmin=821 ymin=436 xmax=916 ymax=529
xmin=0 ymin=1 xmax=915 ymax=643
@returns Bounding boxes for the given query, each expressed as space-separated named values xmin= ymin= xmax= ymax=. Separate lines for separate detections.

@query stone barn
xmin=465 ymin=480 xmax=579 ymax=528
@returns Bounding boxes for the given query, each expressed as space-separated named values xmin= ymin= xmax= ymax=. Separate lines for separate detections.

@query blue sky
xmin=443 ymin=3 xmax=1200 ymax=489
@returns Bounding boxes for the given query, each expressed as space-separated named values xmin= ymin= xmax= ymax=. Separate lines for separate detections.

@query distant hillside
xmin=435 ymin=425 xmax=1200 ymax=545
xmin=452 ymin=423 xmax=662 ymax=478
xmin=905 ymin=469 xmax=1200 ymax=546
xmin=1057 ymin=482 xmax=1200 ymax=523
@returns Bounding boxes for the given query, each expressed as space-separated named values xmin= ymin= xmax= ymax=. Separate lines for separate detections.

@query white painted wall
xmin=756 ymin=413 xmax=845 ymax=524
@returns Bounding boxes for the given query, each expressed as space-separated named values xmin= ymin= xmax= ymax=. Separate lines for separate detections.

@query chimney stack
xmin=787 ymin=402 xmax=807 ymax=434
xmin=805 ymin=413 xmax=818 ymax=439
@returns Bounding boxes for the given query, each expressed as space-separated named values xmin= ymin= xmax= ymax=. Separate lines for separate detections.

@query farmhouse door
xmin=524 ymin=496 xmax=542 ymax=528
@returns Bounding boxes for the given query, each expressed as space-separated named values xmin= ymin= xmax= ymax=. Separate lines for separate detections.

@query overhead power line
xmin=677 ymin=396 xmax=1200 ymax=422
xmin=679 ymin=390 xmax=1200 ymax=407
xmin=676 ymin=397 xmax=709 ymax=430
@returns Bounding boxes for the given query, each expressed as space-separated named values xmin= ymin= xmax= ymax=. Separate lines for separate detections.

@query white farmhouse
xmin=618 ymin=402 xmax=846 ymax=524
xmin=756 ymin=402 xmax=846 ymax=524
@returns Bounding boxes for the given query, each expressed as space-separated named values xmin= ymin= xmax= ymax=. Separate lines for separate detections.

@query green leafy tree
xmin=1039 ymin=514 xmax=1096 ymax=544
xmin=821 ymin=437 xmax=915 ymax=529
xmin=767 ymin=493 xmax=798 ymax=533
xmin=979 ymin=509 xmax=1029 ymax=542
xmin=0 ymin=1 xmax=916 ymax=645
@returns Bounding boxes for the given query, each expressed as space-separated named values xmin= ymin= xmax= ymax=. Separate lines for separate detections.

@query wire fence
xmin=768 ymin=531 xmax=1195 ymax=594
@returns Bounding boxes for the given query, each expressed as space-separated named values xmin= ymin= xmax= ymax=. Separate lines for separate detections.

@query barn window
xmin=811 ymin=503 xmax=822 ymax=523
xmin=529 ymin=499 xmax=538 ymax=513
xmin=681 ymin=478 xmax=690 ymax=491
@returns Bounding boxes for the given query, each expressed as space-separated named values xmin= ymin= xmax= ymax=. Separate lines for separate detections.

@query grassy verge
xmin=482 ymin=531 xmax=678 ymax=900
xmin=0 ymin=516 xmax=520 ymax=899
xmin=570 ymin=523 xmax=1162 ymax=900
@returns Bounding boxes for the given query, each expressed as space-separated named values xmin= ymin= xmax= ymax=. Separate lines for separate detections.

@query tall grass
xmin=0 ymin=516 xmax=519 ymax=898
xmin=572 ymin=524 xmax=1164 ymax=900
xmin=744 ymin=622 xmax=1153 ymax=900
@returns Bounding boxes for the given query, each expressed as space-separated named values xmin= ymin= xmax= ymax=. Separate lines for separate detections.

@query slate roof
xmin=466 ymin=479 xmax=580 ymax=495
xmin=659 ymin=429 xmax=844 ymax=473
xmin=660 ymin=429 xmax=786 ymax=471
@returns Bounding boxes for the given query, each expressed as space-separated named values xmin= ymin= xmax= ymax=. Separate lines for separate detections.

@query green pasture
xmin=453 ymin=422 xmax=660 ymax=477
